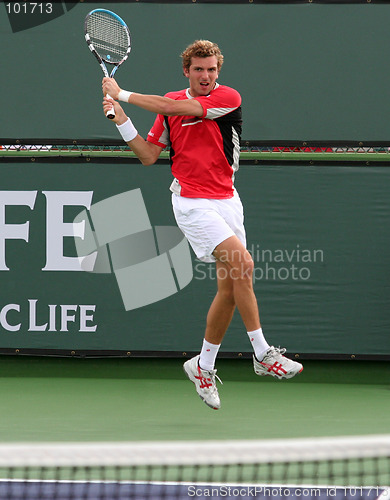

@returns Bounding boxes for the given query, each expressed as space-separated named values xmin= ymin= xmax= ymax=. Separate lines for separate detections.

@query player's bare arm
xmin=102 ymin=97 xmax=162 ymax=165
xmin=102 ymin=77 xmax=204 ymax=117
xmin=128 ymin=92 xmax=204 ymax=117
xmin=129 ymin=135 xmax=163 ymax=165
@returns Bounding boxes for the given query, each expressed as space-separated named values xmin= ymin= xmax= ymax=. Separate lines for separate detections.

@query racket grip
xmin=105 ymin=94 xmax=115 ymax=120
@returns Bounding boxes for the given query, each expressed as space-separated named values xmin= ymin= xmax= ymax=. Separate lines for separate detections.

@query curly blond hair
xmin=181 ymin=40 xmax=224 ymax=72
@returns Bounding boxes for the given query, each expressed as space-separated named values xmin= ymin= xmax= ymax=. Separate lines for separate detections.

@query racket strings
xmin=87 ymin=12 xmax=129 ymax=63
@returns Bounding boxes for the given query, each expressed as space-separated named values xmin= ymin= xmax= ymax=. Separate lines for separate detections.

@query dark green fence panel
xmin=0 ymin=160 xmax=389 ymax=358
xmin=2 ymin=2 xmax=390 ymax=141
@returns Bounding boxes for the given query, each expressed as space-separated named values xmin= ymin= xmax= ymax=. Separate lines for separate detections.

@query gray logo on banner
xmin=73 ymin=189 xmax=193 ymax=311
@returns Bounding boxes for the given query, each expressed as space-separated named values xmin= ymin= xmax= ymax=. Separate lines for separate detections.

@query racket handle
xmin=106 ymin=93 xmax=115 ymax=120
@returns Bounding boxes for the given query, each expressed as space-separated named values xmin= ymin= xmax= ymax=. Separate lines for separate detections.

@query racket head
xmin=85 ymin=9 xmax=131 ymax=67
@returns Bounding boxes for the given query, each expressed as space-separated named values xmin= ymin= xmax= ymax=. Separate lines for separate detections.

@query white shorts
xmin=172 ymin=190 xmax=247 ymax=263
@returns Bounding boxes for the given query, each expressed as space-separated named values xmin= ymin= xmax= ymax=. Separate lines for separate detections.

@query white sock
xmin=199 ymin=339 xmax=221 ymax=371
xmin=247 ymin=328 xmax=270 ymax=361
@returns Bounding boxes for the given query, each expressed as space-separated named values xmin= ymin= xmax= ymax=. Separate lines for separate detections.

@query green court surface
xmin=0 ymin=356 xmax=388 ymax=443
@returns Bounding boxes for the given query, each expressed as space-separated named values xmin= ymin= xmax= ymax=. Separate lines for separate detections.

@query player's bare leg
xmin=204 ymin=261 xmax=236 ymax=345
xmin=183 ymin=261 xmax=233 ymax=410
xmin=212 ymin=235 xmax=260 ymax=332
xmin=213 ymin=235 xmax=303 ymax=379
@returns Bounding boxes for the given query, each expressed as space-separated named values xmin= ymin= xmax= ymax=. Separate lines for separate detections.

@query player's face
xmin=184 ymin=56 xmax=219 ymax=97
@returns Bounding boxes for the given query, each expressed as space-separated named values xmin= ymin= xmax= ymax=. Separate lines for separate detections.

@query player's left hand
xmin=102 ymin=77 xmax=120 ymax=100
xmin=102 ymin=97 xmax=126 ymax=124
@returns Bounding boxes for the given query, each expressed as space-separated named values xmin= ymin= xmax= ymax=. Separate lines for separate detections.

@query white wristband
xmin=118 ymin=90 xmax=133 ymax=102
xmin=116 ymin=118 xmax=138 ymax=142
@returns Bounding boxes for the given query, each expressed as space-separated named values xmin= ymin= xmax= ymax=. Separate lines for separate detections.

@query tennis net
xmin=0 ymin=435 xmax=388 ymax=499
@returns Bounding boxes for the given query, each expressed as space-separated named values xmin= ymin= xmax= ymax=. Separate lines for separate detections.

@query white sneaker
xmin=253 ymin=347 xmax=303 ymax=380
xmin=183 ymin=355 xmax=222 ymax=410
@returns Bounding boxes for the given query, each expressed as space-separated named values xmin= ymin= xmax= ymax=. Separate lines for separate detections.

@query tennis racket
xmin=84 ymin=9 xmax=131 ymax=119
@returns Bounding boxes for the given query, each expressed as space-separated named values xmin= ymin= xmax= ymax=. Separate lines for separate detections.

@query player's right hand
xmin=102 ymin=77 xmax=120 ymax=100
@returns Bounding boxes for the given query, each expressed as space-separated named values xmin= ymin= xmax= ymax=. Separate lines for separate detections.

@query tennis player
xmin=102 ymin=40 xmax=303 ymax=410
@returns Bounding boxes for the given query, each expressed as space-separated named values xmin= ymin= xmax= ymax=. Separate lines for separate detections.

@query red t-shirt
xmin=147 ymin=83 xmax=242 ymax=199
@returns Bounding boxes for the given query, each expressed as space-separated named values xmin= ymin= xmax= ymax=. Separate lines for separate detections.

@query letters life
xmin=0 ymin=191 xmax=97 ymax=333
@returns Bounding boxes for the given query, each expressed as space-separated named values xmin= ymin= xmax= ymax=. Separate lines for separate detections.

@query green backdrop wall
xmin=1 ymin=1 xmax=390 ymax=141
xmin=2 ymin=1 xmax=390 ymax=358
xmin=0 ymin=160 xmax=389 ymax=358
